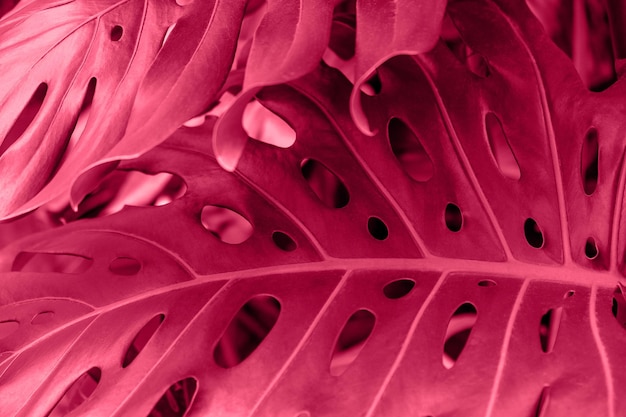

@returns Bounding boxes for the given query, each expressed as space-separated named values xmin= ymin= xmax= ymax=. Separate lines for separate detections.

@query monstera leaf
xmin=0 ymin=0 xmax=246 ymax=219
xmin=1 ymin=0 xmax=626 ymax=416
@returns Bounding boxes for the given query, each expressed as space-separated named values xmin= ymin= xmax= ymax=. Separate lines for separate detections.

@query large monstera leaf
xmin=2 ymin=0 xmax=626 ymax=416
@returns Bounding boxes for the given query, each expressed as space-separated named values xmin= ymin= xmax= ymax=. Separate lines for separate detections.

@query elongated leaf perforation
xmin=0 ymin=82 xmax=48 ymax=157
xmin=330 ymin=309 xmax=376 ymax=376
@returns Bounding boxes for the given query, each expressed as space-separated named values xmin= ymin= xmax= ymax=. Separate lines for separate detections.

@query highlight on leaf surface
xmin=2 ymin=0 xmax=626 ymax=416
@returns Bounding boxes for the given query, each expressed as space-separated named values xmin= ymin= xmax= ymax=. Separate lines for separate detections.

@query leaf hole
xmin=387 ymin=118 xmax=434 ymax=182
xmin=109 ymin=257 xmax=142 ymax=276
xmin=330 ymin=309 xmax=376 ymax=376
xmin=214 ymin=295 xmax=281 ymax=368
xmin=160 ymin=23 xmax=177 ymax=49
xmin=539 ymin=307 xmax=563 ymax=353
xmin=301 ymin=158 xmax=350 ymax=208
xmin=360 ymin=71 xmax=382 ymax=96
xmin=12 ymin=252 xmax=93 ymax=274
xmin=242 ymin=100 xmax=296 ymax=148
xmin=0 ymin=82 xmax=48 ymax=157
xmin=564 ymin=290 xmax=575 ymax=298
xmin=612 ymin=286 xmax=626 ymax=330
xmin=122 ymin=314 xmax=164 ymax=368
xmin=71 ymin=171 xmax=187 ymax=221
xmin=272 ymin=231 xmax=297 ymax=252
xmin=367 ymin=216 xmax=388 ymax=240
xmin=31 ymin=311 xmax=55 ymax=325
xmin=584 ymin=237 xmax=598 ymax=259
xmin=110 ymin=25 xmax=123 ymax=41
xmin=534 ymin=385 xmax=551 ymax=417
xmin=201 ymin=205 xmax=253 ymax=244
xmin=0 ymin=320 xmax=19 ymax=339
xmin=443 ymin=303 xmax=477 ymax=369
xmin=478 ymin=279 xmax=497 ymax=287
xmin=182 ymin=114 xmax=206 ymax=128
xmin=47 ymin=367 xmax=101 ymax=417
xmin=383 ymin=278 xmax=416 ymax=299
xmin=444 ymin=203 xmax=463 ymax=232
xmin=485 ymin=112 xmax=521 ymax=180
xmin=581 ymin=128 xmax=599 ymax=195
xmin=147 ymin=377 xmax=197 ymax=417
xmin=524 ymin=218 xmax=544 ymax=249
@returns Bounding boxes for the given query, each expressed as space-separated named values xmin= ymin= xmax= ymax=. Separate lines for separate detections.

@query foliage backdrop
xmin=0 ymin=0 xmax=626 ymax=416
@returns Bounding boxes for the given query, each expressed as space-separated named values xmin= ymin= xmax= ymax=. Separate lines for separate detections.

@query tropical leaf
xmin=1 ymin=0 xmax=626 ymax=416
xmin=0 ymin=0 xmax=246 ymax=220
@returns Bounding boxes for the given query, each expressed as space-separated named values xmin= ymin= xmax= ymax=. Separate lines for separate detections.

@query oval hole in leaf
xmin=272 ymin=231 xmax=297 ymax=252
xmin=534 ymin=386 xmax=551 ymax=417
xmin=485 ymin=113 xmax=521 ymax=180
xmin=214 ymin=295 xmax=281 ymax=368
xmin=47 ymin=367 xmax=101 ymax=417
xmin=201 ymin=205 xmax=253 ymax=244
xmin=110 ymin=25 xmax=123 ymax=41
xmin=524 ymin=218 xmax=544 ymax=249
xmin=109 ymin=257 xmax=142 ymax=276
xmin=387 ymin=118 xmax=434 ymax=182
xmin=564 ymin=290 xmax=575 ymax=298
xmin=584 ymin=237 xmax=598 ymax=259
xmin=581 ymin=128 xmax=599 ymax=195
xmin=301 ymin=159 xmax=350 ymax=208
xmin=330 ymin=309 xmax=376 ymax=376
xmin=443 ymin=303 xmax=477 ymax=369
xmin=478 ymin=279 xmax=497 ymax=287
xmin=160 ymin=23 xmax=177 ymax=49
xmin=182 ymin=114 xmax=206 ymax=128
xmin=12 ymin=252 xmax=93 ymax=274
xmin=147 ymin=377 xmax=197 ymax=417
xmin=0 ymin=320 xmax=19 ymax=339
xmin=367 ymin=216 xmax=388 ymax=240
xmin=383 ymin=278 xmax=416 ymax=299
xmin=539 ymin=307 xmax=563 ymax=353
xmin=72 ymin=171 xmax=187 ymax=220
xmin=0 ymin=82 xmax=48 ymax=157
xmin=31 ymin=311 xmax=54 ymax=325
xmin=612 ymin=286 xmax=626 ymax=330
xmin=122 ymin=314 xmax=164 ymax=368
xmin=242 ymin=100 xmax=296 ymax=148
xmin=445 ymin=203 xmax=463 ymax=232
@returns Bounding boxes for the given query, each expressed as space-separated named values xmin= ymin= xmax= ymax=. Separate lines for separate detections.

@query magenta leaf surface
xmin=0 ymin=0 xmax=245 ymax=220
xmin=1 ymin=0 xmax=626 ymax=416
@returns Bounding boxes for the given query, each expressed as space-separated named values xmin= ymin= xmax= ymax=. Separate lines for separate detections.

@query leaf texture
xmin=0 ymin=0 xmax=245 ymax=219
xmin=1 ymin=0 xmax=626 ymax=416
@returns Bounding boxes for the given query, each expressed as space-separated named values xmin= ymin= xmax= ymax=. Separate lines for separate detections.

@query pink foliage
xmin=1 ymin=0 xmax=626 ymax=416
